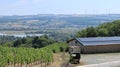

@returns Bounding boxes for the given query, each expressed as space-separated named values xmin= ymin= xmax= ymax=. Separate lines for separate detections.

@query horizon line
xmin=1 ymin=13 xmax=120 ymax=16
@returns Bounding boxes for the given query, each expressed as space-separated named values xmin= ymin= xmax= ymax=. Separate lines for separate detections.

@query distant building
xmin=68 ymin=37 xmax=120 ymax=54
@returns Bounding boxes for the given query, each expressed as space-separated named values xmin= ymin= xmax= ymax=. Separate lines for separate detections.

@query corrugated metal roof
xmin=76 ymin=37 xmax=120 ymax=46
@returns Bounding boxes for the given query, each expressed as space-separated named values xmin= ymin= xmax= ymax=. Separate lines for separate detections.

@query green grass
xmin=45 ymin=42 xmax=68 ymax=53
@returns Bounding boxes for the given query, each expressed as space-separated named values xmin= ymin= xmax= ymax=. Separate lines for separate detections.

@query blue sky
xmin=0 ymin=0 xmax=120 ymax=15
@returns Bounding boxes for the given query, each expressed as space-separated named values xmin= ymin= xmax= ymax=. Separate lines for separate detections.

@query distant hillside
xmin=0 ymin=14 xmax=120 ymax=30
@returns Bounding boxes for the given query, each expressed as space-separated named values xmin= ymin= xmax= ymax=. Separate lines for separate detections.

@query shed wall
xmin=68 ymin=40 xmax=84 ymax=53
xmin=68 ymin=40 xmax=120 ymax=54
xmin=83 ymin=44 xmax=120 ymax=54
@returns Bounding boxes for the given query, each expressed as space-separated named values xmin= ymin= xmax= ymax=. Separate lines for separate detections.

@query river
xmin=0 ymin=33 xmax=44 ymax=37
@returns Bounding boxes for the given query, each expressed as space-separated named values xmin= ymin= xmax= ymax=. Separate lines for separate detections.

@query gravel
xmin=77 ymin=53 xmax=120 ymax=67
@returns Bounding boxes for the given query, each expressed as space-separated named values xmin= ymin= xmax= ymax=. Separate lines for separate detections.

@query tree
xmin=76 ymin=20 xmax=120 ymax=37
xmin=32 ymin=36 xmax=55 ymax=48
xmin=32 ymin=36 xmax=39 ymax=44
xmin=85 ymin=27 xmax=98 ymax=37
xmin=21 ymin=38 xmax=27 ymax=44
xmin=98 ymin=28 xmax=109 ymax=36
xmin=13 ymin=39 xmax=22 ymax=47
xmin=76 ymin=30 xmax=87 ymax=37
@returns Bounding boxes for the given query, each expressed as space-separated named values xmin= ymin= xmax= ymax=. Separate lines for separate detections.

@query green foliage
xmin=45 ymin=43 xmax=68 ymax=53
xmin=0 ymin=42 xmax=68 ymax=67
xmin=97 ymin=28 xmax=109 ymax=36
xmin=0 ymin=46 xmax=53 ymax=67
xmin=13 ymin=39 xmax=22 ymax=47
xmin=76 ymin=27 xmax=98 ymax=37
xmin=76 ymin=20 xmax=120 ymax=37
xmin=12 ymin=36 xmax=55 ymax=48
xmin=0 ymin=36 xmax=16 ymax=45
xmin=86 ymin=27 xmax=98 ymax=37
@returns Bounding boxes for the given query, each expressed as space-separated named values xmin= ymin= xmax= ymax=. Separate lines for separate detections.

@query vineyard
xmin=0 ymin=42 xmax=68 ymax=67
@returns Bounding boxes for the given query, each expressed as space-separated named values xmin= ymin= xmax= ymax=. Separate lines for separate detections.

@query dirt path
xmin=45 ymin=53 xmax=85 ymax=67
xmin=48 ymin=53 xmax=70 ymax=67
xmin=33 ymin=53 xmax=71 ymax=67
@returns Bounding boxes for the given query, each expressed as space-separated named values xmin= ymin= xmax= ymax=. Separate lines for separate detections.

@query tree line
xmin=13 ymin=35 xmax=55 ymax=48
xmin=0 ymin=35 xmax=55 ymax=48
xmin=76 ymin=20 xmax=120 ymax=37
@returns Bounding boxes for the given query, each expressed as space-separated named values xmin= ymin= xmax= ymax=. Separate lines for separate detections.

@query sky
xmin=0 ymin=0 xmax=120 ymax=15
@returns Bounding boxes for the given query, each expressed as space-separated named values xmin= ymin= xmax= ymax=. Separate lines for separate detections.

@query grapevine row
xmin=0 ymin=46 xmax=53 ymax=67
xmin=0 ymin=42 xmax=68 ymax=67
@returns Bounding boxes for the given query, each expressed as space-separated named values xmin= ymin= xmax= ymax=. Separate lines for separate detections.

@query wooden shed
xmin=68 ymin=37 xmax=120 ymax=54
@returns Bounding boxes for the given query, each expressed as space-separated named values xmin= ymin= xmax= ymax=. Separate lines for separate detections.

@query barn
xmin=68 ymin=37 xmax=120 ymax=54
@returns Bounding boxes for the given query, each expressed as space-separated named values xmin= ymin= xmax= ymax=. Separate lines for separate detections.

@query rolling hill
xmin=0 ymin=14 xmax=120 ymax=30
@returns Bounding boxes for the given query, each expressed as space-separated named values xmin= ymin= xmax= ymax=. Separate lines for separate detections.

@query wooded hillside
xmin=76 ymin=20 xmax=120 ymax=37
